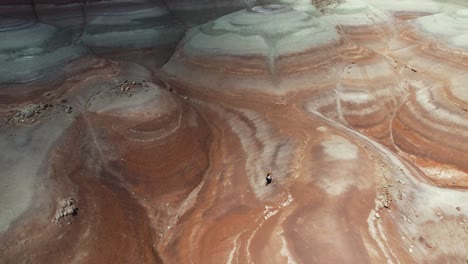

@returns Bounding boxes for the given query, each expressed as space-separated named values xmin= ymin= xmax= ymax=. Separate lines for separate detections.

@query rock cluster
xmin=52 ymin=197 xmax=78 ymax=224
xmin=110 ymin=79 xmax=149 ymax=97
xmin=6 ymin=104 xmax=51 ymax=125
xmin=4 ymin=98 xmax=75 ymax=126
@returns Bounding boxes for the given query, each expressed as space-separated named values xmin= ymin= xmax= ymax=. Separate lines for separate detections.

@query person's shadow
xmin=266 ymin=176 xmax=272 ymax=186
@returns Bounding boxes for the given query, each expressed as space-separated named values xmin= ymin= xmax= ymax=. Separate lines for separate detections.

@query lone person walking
xmin=266 ymin=172 xmax=273 ymax=186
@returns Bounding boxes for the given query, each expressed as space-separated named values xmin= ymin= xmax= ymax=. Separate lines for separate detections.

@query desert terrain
xmin=0 ymin=0 xmax=467 ymax=263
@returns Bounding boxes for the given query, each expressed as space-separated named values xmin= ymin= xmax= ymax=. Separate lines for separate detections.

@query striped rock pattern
xmin=0 ymin=1 xmax=467 ymax=263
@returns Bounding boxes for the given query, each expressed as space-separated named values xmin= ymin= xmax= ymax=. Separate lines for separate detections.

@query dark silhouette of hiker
xmin=266 ymin=172 xmax=273 ymax=186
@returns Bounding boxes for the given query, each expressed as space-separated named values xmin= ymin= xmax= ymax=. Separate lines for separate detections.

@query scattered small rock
xmin=398 ymin=190 xmax=404 ymax=200
xmin=419 ymin=236 xmax=433 ymax=248
xmin=6 ymin=104 xmax=49 ymax=125
xmin=456 ymin=206 xmax=461 ymax=211
xmin=110 ymin=79 xmax=147 ymax=95
xmin=375 ymin=212 xmax=380 ymax=219
xmin=53 ymin=197 xmax=78 ymax=224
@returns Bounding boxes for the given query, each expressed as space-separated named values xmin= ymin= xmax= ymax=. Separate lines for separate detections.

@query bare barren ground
xmin=0 ymin=0 xmax=467 ymax=263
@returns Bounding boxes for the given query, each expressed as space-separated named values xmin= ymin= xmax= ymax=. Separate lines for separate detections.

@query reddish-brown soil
xmin=0 ymin=1 xmax=467 ymax=263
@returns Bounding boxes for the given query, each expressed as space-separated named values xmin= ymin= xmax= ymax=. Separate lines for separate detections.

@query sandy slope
xmin=0 ymin=0 xmax=467 ymax=263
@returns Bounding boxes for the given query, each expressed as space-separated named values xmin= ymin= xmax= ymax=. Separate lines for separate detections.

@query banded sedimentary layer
xmin=82 ymin=0 xmax=185 ymax=68
xmin=0 ymin=0 xmax=467 ymax=263
xmin=0 ymin=17 xmax=86 ymax=83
